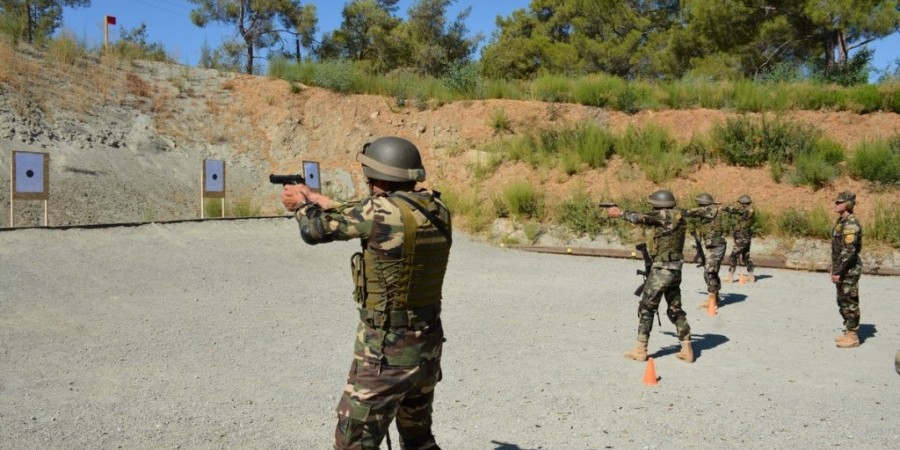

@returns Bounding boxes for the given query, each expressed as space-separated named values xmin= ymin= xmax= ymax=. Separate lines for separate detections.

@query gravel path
xmin=1 ymin=218 xmax=898 ymax=449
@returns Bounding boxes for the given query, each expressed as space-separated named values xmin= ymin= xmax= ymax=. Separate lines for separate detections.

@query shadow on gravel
xmin=719 ymin=292 xmax=748 ymax=307
xmin=751 ymin=274 xmax=773 ymax=282
xmin=656 ymin=332 xmax=729 ymax=361
xmin=491 ymin=440 xmax=542 ymax=450
xmin=857 ymin=323 xmax=877 ymax=343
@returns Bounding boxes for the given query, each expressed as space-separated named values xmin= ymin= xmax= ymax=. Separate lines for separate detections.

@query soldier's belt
xmin=359 ymin=303 xmax=441 ymax=330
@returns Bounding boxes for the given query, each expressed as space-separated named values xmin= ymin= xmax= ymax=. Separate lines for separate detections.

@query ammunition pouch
xmin=350 ymin=252 xmax=365 ymax=305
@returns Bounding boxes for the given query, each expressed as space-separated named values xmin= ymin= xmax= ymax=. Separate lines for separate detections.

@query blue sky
xmin=63 ymin=0 xmax=898 ymax=79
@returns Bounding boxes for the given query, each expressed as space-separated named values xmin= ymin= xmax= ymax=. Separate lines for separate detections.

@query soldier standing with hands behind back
xmin=607 ymin=190 xmax=694 ymax=363
xmin=281 ymin=136 xmax=452 ymax=449
xmin=831 ymin=191 xmax=863 ymax=348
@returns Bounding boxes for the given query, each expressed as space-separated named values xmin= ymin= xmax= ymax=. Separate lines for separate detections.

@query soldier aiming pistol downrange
xmin=685 ymin=193 xmax=727 ymax=310
xmin=606 ymin=190 xmax=694 ymax=363
xmin=280 ymin=136 xmax=452 ymax=449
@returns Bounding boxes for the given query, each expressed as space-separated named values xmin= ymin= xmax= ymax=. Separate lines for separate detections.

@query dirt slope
xmin=0 ymin=43 xmax=897 ymax=249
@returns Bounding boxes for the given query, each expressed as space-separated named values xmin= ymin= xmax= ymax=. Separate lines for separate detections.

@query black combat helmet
xmin=356 ymin=136 xmax=426 ymax=182
xmin=738 ymin=194 xmax=752 ymax=205
xmin=695 ymin=193 xmax=715 ymax=206
xmin=648 ymin=190 xmax=676 ymax=208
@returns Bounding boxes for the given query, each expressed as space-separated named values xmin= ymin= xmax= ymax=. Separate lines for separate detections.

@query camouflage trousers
xmin=728 ymin=234 xmax=754 ymax=274
xmin=334 ymin=358 xmax=442 ymax=450
xmin=703 ymin=244 xmax=726 ymax=294
xmin=835 ymin=270 xmax=861 ymax=331
xmin=636 ymin=267 xmax=691 ymax=343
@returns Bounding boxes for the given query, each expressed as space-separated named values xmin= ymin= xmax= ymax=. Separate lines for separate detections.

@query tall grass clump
xmin=870 ymin=201 xmax=900 ymax=248
xmin=500 ymin=180 xmax=543 ymax=219
xmin=571 ymin=74 xmax=624 ymax=108
xmin=489 ymin=107 xmax=511 ymax=133
xmin=774 ymin=207 xmax=831 ymax=239
xmin=231 ymin=197 xmax=262 ymax=217
xmin=47 ymin=31 xmax=87 ymax=66
xmin=848 ymin=137 xmax=900 ymax=185
xmin=790 ymin=138 xmax=845 ymax=189
xmin=616 ymin=124 xmax=689 ymax=182
xmin=436 ymin=185 xmax=494 ymax=233
xmin=532 ymin=74 xmax=572 ymax=103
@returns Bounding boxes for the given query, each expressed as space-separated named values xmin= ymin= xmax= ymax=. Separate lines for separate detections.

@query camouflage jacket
xmin=684 ymin=205 xmax=727 ymax=247
xmin=831 ymin=213 xmax=863 ymax=277
xmin=722 ymin=205 xmax=754 ymax=238
xmin=622 ymin=208 xmax=686 ymax=270
xmin=295 ymin=189 xmax=451 ymax=367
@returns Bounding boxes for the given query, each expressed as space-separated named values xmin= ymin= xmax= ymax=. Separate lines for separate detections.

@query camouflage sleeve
xmin=833 ymin=219 xmax=861 ymax=276
xmin=295 ymin=198 xmax=374 ymax=241
xmin=684 ymin=206 xmax=715 ymax=220
xmin=622 ymin=210 xmax=670 ymax=229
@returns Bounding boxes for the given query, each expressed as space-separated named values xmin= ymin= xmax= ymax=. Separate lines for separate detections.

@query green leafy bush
xmin=849 ymin=138 xmax=900 ymax=184
xmin=713 ymin=115 xmax=821 ymax=167
xmin=616 ymin=124 xmax=689 ymax=182
xmin=555 ymin=192 xmax=607 ymax=237
xmin=870 ymin=201 xmax=900 ymax=248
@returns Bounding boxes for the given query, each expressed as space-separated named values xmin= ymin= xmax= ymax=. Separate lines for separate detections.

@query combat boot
xmin=624 ymin=342 xmax=648 ymax=361
xmin=747 ymin=272 xmax=755 ymax=283
xmin=675 ymin=340 xmax=694 ymax=363
xmin=835 ymin=330 xmax=860 ymax=348
xmin=722 ymin=272 xmax=733 ymax=283
xmin=697 ymin=292 xmax=717 ymax=309
xmin=834 ymin=330 xmax=848 ymax=342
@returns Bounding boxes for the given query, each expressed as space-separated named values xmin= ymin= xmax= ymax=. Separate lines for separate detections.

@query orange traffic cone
xmin=643 ymin=357 xmax=659 ymax=386
xmin=707 ymin=296 xmax=718 ymax=317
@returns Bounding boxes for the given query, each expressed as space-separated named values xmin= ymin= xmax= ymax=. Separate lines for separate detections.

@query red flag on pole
xmin=105 ymin=15 xmax=116 ymax=25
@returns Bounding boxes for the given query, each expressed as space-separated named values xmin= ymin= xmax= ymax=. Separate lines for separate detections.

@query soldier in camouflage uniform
xmin=830 ymin=191 xmax=862 ymax=348
xmin=607 ymin=190 xmax=694 ymax=363
xmin=685 ymin=193 xmax=727 ymax=309
xmin=721 ymin=195 xmax=755 ymax=283
xmin=281 ymin=136 xmax=452 ymax=449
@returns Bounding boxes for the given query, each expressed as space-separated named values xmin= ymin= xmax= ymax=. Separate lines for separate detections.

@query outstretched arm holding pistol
xmin=271 ymin=175 xmax=333 ymax=211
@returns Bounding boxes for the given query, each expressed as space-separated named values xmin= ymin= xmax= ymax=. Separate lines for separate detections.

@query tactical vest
xmin=698 ymin=206 xmax=726 ymax=245
xmin=735 ymin=207 xmax=754 ymax=236
xmin=646 ymin=208 xmax=685 ymax=263
xmin=353 ymin=193 xmax=451 ymax=329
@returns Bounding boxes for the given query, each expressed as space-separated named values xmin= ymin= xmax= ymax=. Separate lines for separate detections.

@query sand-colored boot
xmin=698 ymin=292 xmax=717 ymax=309
xmin=834 ymin=330 xmax=848 ymax=342
xmin=722 ymin=272 xmax=733 ymax=283
xmin=747 ymin=272 xmax=755 ymax=283
xmin=624 ymin=342 xmax=648 ymax=361
xmin=835 ymin=330 xmax=860 ymax=348
xmin=675 ymin=340 xmax=694 ymax=363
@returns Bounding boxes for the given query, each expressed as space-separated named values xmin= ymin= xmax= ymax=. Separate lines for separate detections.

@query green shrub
xmin=616 ymin=124 xmax=689 ymax=182
xmin=555 ymin=192 xmax=607 ymax=237
xmin=789 ymin=139 xmax=844 ymax=189
xmin=870 ymin=201 xmax=900 ymax=248
xmin=312 ymin=59 xmax=354 ymax=93
xmin=775 ymin=207 xmax=831 ymax=238
xmin=501 ymin=181 xmax=542 ymax=219
xmin=849 ymin=139 xmax=900 ymax=184
xmin=713 ymin=115 xmax=821 ymax=167
xmin=441 ymin=62 xmax=479 ymax=95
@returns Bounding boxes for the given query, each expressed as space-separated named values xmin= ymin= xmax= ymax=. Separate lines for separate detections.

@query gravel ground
xmin=1 ymin=218 xmax=898 ymax=449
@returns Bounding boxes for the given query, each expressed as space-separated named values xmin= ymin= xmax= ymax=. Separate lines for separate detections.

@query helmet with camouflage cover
xmin=738 ymin=194 xmax=752 ymax=205
xmin=695 ymin=193 xmax=715 ymax=206
xmin=356 ymin=136 xmax=426 ymax=182
xmin=648 ymin=190 xmax=676 ymax=208
xmin=834 ymin=190 xmax=855 ymax=211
